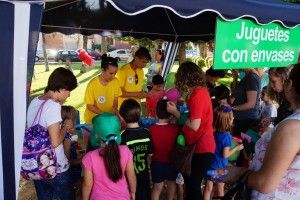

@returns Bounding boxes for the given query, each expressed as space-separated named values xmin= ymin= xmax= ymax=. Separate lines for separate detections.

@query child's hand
xmin=63 ymin=119 xmax=73 ymax=131
xmin=166 ymin=101 xmax=178 ymax=115
xmin=236 ymin=144 xmax=244 ymax=151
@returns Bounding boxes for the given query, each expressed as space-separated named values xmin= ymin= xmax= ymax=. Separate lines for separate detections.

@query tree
xmin=80 ymin=35 xmax=88 ymax=73
xmin=42 ymin=33 xmax=49 ymax=72
xmin=178 ymin=42 xmax=186 ymax=65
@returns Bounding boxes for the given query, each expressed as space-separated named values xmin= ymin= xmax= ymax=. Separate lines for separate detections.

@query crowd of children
xmin=26 ymin=65 xmax=285 ymax=200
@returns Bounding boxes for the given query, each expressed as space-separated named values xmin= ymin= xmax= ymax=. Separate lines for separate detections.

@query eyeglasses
xmin=134 ymin=73 xmax=138 ymax=85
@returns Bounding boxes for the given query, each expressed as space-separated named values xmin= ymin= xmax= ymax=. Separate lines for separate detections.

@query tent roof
xmin=42 ymin=0 xmax=300 ymax=42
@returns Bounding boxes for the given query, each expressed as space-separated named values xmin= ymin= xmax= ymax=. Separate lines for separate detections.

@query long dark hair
xmin=100 ymin=139 xmax=122 ymax=182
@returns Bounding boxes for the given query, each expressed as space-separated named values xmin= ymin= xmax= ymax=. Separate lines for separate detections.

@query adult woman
xmin=232 ymin=69 xmax=261 ymax=137
xmin=27 ymin=67 xmax=77 ymax=199
xmin=268 ymin=67 xmax=293 ymax=125
xmin=84 ymin=55 xmax=122 ymax=124
xmin=247 ymin=64 xmax=300 ymax=199
xmin=146 ymin=49 xmax=164 ymax=89
xmin=167 ymin=61 xmax=215 ymax=200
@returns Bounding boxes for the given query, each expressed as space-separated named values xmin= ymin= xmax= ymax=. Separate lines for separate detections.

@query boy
xmin=146 ymin=74 xmax=165 ymax=117
xmin=119 ymin=98 xmax=152 ymax=200
xmin=149 ymin=99 xmax=179 ymax=200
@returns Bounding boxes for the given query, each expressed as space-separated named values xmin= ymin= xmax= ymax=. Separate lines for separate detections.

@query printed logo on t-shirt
xmin=127 ymin=76 xmax=134 ymax=84
xmin=98 ymin=96 xmax=106 ymax=104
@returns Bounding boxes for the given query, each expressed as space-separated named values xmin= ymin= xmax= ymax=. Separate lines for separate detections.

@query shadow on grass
xmin=78 ymin=70 xmax=100 ymax=85
xmin=31 ymin=87 xmax=46 ymax=94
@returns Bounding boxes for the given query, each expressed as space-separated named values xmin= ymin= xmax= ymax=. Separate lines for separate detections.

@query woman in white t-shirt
xmin=27 ymin=67 xmax=77 ymax=200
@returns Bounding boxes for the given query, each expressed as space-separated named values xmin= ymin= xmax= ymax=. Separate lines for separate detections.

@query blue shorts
xmin=151 ymin=161 xmax=177 ymax=183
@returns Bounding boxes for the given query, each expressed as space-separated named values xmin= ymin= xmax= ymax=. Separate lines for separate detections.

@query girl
xmin=82 ymin=113 xmax=136 ymax=200
xmin=84 ymin=54 xmax=122 ymax=124
xmin=203 ymin=105 xmax=244 ymax=200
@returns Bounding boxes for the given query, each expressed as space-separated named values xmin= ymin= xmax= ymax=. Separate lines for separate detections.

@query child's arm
xmin=82 ymin=166 xmax=93 ymax=200
xmin=223 ymin=144 xmax=244 ymax=158
xmin=125 ymin=160 xmax=136 ymax=200
xmin=63 ymin=138 xmax=71 ymax=160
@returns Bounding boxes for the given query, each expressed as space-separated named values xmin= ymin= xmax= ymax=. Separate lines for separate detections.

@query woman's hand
xmin=236 ymin=144 xmax=244 ymax=151
xmin=167 ymin=101 xmax=180 ymax=118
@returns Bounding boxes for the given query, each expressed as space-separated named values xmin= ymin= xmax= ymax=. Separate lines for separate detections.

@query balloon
xmin=165 ymin=87 xmax=181 ymax=102
xmin=78 ymin=49 xmax=95 ymax=66
xmin=177 ymin=133 xmax=186 ymax=146
xmin=165 ymin=72 xmax=176 ymax=90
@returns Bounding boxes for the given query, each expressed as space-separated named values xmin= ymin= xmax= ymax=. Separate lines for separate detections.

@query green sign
xmin=214 ymin=18 xmax=300 ymax=69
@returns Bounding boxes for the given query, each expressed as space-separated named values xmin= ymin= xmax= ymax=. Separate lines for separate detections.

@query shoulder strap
xmin=31 ymin=99 xmax=48 ymax=126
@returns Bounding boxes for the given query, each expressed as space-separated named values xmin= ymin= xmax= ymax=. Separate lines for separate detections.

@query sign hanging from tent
xmin=214 ymin=18 xmax=300 ymax=69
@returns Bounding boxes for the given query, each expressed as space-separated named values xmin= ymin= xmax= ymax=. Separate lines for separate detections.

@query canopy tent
xmin=1 ymin=0 xmax=300 ymax=199
xmin=42 ymin=0 xmax=300 ymax=42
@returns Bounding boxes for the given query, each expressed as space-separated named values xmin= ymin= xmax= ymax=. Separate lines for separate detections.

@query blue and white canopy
xmin=42 ymin=0 xmax=300 ymax=41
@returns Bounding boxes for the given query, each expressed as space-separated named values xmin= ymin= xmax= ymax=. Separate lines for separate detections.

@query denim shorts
xmin=151 ymin=161 xmax=177 ymax=183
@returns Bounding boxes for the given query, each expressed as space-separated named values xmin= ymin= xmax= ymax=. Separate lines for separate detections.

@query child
xmin=119 ymin=99 xmax=153 ymax=200
xmin=149 ymin=99 xmax=179 ymax=200
xmin=65 ymin=58 xmax=73 ymax=72
xmin=82 ymin=113 xmax=136 ymax=200
xmin=146 ymin=74 xmax=165 ymax=117
xmin=213 ymin=84 xmax=231 ymax=108
xmin=260 ymin=86 xmax=277 ymax=122
xmin=61 ymin=106 xmax=82 ymax=192
xmin=203 ymin=105 xmax=244 ymax=200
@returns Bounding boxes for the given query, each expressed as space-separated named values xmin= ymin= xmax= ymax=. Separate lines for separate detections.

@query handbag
xmin=222 ymin=170 xmax=252 ymax=200
xmin=169 ymin=130 xmax=203 ymax=176
xmin=21 ymin=100 xmax=59 ymax=180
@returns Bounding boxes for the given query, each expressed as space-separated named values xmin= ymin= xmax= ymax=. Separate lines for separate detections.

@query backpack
xmin=21 ymin=100 xmax=58 ymax=180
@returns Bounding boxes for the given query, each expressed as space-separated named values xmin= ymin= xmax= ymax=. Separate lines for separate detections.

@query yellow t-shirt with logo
xmin=84 ymin=76 xmax=122 ymax=124
xmin=116 ymin=63 xmax=144 ymax=106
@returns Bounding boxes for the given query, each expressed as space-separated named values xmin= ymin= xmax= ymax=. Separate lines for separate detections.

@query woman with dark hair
xmin=146 ymin=49 xmax=165 ymax=89
xmin=245 ymin=63 xmax=300 ymax=199
xmin=27 ymin=67 xmax=78 ymax=199
xmin=82 ymin=113 xmax=136 ymax=200
xmin=167 ymin=61 xmax=215 ymax=200
xmin=84 ymin=54 xmax=122 ymax=124
xmin=268 ymin=67 xmax=293 ymax=125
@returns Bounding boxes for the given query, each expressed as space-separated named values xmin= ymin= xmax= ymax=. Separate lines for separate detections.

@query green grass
xmin=30 ymin=61 xmax=181 ymax=122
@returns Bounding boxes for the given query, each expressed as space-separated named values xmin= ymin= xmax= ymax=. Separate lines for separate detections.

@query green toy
xmin=228 ymin=140 xmax=241 ymax=161
xmin=177 ymin=133 xmax=186 ymax=146
xmin=90 ymin=112 xmax=121 ymax=148
xmin=165 ymin=72 xmax=176 ymax=90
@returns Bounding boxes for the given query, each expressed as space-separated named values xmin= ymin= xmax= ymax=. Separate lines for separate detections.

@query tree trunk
xmin=80 ymin=35 xmax=88 ymax=73
xmin=178 ymin=42 xmax=186 ymax=65
xmin=101 ymin=36 xmax=108 ymax=54
xmin=42 ymin=33 xmax=49 ymax=72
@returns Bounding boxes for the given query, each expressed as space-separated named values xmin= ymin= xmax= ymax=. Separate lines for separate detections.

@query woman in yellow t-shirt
xmin=84 ymin=54 xmax=122 ymax=124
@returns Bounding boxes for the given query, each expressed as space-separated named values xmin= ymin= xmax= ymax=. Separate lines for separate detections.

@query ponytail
xmin=100 ymin=140 xmax=122 ymax=182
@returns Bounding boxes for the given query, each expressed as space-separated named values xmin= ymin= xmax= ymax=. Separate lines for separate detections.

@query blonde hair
xmin=213 ymin=106 xmax=233 ymax=132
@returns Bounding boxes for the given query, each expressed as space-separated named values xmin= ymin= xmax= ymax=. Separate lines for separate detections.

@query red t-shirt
xmin=182 ymin=87 xmax=216 ymax=154
xmin=146 ymin=90 xmax=165 ymax=117
xmin=149 ymin=123 xmax=179 ymax=162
